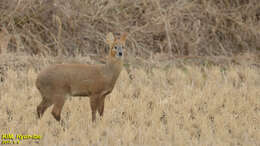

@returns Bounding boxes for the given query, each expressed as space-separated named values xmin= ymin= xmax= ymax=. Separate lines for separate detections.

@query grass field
xmin=0 ymin=0 xmax=259 ymax=145
xmin=0 ymin=54 xmax=259 ymax=146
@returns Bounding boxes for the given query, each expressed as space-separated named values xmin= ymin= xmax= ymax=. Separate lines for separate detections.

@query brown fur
xmin=36 ymin=32 xmax=127 ymax=122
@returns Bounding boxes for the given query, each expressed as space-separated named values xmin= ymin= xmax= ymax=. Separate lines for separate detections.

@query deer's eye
xmin=114 ymin=46 xmax=118 ymax=50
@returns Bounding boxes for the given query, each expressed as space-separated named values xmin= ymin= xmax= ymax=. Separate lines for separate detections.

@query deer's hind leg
xmin=51 ymin=94 xmax=66 ymax=122
xmin=37 ymin=88 xmax=53 ymax=119
xmin=37 ymin=97 xmax=53 ymax=118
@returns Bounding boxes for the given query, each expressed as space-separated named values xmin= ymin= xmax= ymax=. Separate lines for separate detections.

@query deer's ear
xmin=120 ymin=32 xmax=128 ymax=43
xmin=106 ymin=32 xmax=115 ymax=45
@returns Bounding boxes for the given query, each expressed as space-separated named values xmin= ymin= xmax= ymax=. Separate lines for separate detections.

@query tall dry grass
xmin=0 ymin=0 xmax=259 ymax=57
xmin=0 ymin=54 xmax=259 ymax=146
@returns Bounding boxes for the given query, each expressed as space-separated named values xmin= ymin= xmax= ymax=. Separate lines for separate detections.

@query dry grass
xmin=0 ymin=54 xmax=259 ymax=146
xmin=0 ymin=0 xmax=259 ymax=57
xmin=0 ymin=0 xmax=260 ymax=145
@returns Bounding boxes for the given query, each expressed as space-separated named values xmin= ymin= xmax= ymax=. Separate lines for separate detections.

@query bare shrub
xmin=0 ymin=0 xmax=259 ymax=58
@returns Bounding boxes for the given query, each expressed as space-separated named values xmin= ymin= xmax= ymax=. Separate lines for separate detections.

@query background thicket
xmin=0 ymin=0 xmax=259 ymax=58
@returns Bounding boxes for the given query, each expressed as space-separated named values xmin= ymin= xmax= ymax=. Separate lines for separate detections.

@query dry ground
xmin=0 ymin=54 xmax=259 ymax=146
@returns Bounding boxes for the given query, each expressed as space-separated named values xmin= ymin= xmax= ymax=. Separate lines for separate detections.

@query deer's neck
xmin=104 ymin=58 xmax=123 ymax=83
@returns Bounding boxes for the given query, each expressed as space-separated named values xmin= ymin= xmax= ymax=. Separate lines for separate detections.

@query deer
xmin=36 ymin=32 xmax=127 ymax=122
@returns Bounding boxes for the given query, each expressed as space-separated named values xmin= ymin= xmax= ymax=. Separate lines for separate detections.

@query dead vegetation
xmin=0 ymin=0 xmax=259 ymax=57
xmin=0 ymin=55 xmax=259 ymax=146
xmin=0 ymin=0 xmax=260 ymax=145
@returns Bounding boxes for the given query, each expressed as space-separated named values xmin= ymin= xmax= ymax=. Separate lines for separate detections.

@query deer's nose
xmin=119 ymin=52 xmax=122 ymax=56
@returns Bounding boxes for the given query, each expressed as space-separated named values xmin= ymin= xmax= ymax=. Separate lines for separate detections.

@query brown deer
xmin=36 ymin=32 xmax=127 ymax=122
